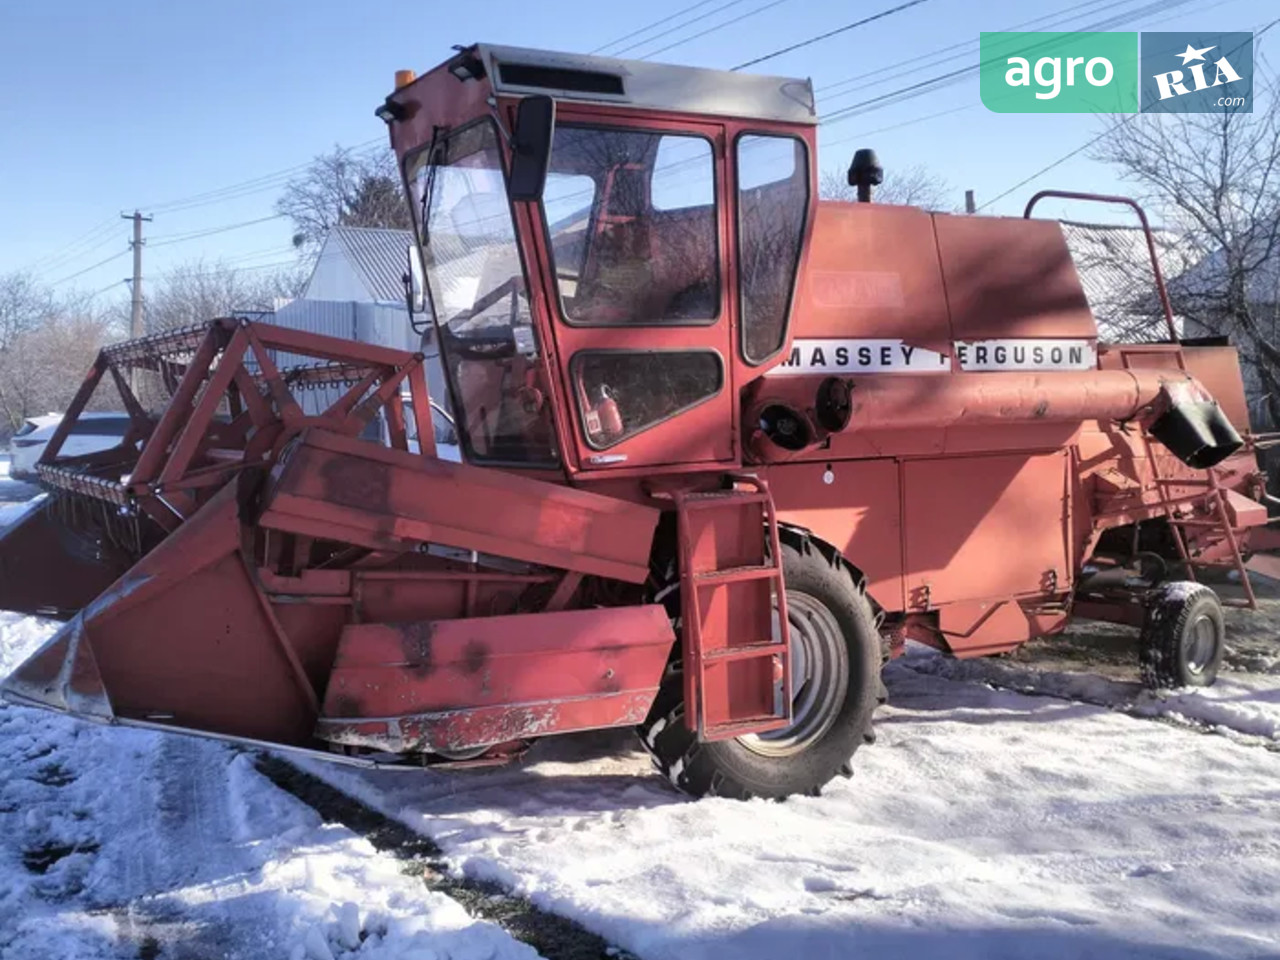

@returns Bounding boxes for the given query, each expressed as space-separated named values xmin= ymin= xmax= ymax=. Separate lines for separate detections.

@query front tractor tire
xmin=639 ymin=539 xmax=882 ymax=800
xmin=1139 ymin=581 xmax=1226 ymax=689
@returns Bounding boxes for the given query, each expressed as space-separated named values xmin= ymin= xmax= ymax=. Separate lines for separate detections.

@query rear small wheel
xmin=638 ymin=537 xmax=882 ymax=799
xmin=1139 ymin=582 xmax=1225 ymax=689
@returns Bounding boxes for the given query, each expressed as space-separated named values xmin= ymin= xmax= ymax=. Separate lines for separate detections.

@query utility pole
xmin=122 ymin=211 xmax=153 ymax=338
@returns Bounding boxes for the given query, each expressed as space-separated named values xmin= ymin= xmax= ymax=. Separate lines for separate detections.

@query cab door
xmin=526 ymin=112 xmax=738 ymax=474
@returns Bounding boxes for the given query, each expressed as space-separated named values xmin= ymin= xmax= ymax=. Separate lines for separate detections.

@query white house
xmin=303 ymin=225 xmax=416 ymax=307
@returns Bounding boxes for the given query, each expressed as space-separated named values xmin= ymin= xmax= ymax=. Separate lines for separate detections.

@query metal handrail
xmin=1024 ymin=190 xmax=1179 ymax=344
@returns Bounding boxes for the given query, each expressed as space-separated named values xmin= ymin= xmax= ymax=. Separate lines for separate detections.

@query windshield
xmin=408 ymin=121 xmax=558 ymax=466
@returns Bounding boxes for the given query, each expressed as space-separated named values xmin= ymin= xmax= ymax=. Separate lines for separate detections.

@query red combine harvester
xmin=0 ymin=45 xmax=1270 ymax=799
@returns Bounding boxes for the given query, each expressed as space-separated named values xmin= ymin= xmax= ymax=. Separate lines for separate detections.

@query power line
xmin=976 ymin=121 xmax=1132 ymax=212
xmin=816 ymin=0 xmax=1193 ymax=127
xmin=820 ymin=103 xmax=972 ymax=150
xmin=141 ymin=137 xmax=384 ymax=214
xmin=85 ymin=278 xmax=128 ymax=301
xmin=596 ymin=0 xmax=748 ymax=56
xmin=635 ymin=0 xmax=793 ymax=60
xmin=48 ymin=249 xmax=130 ymax=287
xmin=148 ymin=214 xmax=285 ymax=248
xmin=29 ymin=227 xmax=129 ymax=280
xmin=21 ymin=217 xmax=122 ymax=276
xmin=730 ymin=0 xmax=933 ymax=71
xmin=816 ymin=0 xmax=1116 ymax=97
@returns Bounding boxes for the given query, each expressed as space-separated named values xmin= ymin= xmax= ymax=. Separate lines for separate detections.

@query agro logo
xmin=1140 ymin=33 xmax=1253 ymax=113
xmin=979 ymin=32 xmax=1138 ymax=114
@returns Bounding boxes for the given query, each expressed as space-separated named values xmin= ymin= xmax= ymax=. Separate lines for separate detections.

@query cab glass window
xmin=571 ymin=350 xmax=723 ymax=449
xmin=408 ymin=121 xmax=559 ymax=466
xmin=737 ymin=134 xmax=809 ymax=363
xmin=541 ymin=127 xmax=719 ymax=326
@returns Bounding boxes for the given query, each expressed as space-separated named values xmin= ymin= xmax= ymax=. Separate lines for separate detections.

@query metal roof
xmin=477 ymin=43 xmax=817 ymax=126
xmin=330 ymin=226 xmax=415 ymax=303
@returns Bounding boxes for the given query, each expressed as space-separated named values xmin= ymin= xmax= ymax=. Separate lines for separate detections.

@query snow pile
xmin=0 ymin=614 xmax=535 ymax=960
xmin=310 ymin=660 xmax=1280 ymax=960
xmin=0 ymin=610 xmax=56 ymax=678
xmin=1136 ymin=676 xmax=1280 ymax=740
xmin=911 ymin=648 xmax=1280 ymax=742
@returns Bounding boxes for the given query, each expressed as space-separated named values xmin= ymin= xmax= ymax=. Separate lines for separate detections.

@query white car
xmin=10 ymin=412 xmax=133 ymax=481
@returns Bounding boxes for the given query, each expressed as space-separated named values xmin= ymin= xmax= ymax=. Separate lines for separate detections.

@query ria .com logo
xmin=980 ymin=31 xmax=1253 ymax=113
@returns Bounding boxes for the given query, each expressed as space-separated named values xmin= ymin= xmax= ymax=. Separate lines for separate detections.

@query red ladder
xmin=1121 ymin=351 xmax=1257 ymax=610
xmin=1141 ymin=432 xmax=1257 ymax=609
xmin=671 ymin=476 xmax=792 ymax=740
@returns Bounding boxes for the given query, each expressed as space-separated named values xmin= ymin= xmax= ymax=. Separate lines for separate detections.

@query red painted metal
xmin=934 ymin=212 xmax=1098 ymax=341
xmin=260 ymin=428 xmax=659 ymax=584
xmin=671 ymin=477 xmax=791 ymax=739
xmin=902 ymin=452 xmax=1072 ymax=609
xmin=317 ymin=606 xmax=673 ymax=752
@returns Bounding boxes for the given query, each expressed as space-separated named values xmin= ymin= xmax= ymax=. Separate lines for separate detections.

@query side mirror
xmin=508 ymin=95 xmax=555 ymax=202
xmin=405 ymin=244 xmax=426 ymax=314
xmin=404 ymin=244 xmax=431 ymax=336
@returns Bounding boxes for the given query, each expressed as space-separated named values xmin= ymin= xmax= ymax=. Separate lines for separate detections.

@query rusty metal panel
xmin=791 ymin=203 xmax=952 ymax=349
xmin=937 ymin=600 xmax=1068 ymax=658
xmin=263 ymin=428 xmax=659 ymax=583
xmin=903 ymin=452 xmax=1071 ymax=607
xmin=354 ymin=572 xmax=547 ymax=623
xmin=317 ymin=605 xmax=673 ymax=752
xmin=767 ymin=459 xmax=904 ymax=610
xmin=318 ymin=692 xmax=658 ymax=755
xmin=933 ymin=214 xmax=1097 ymax=340
xmin=1 ymin=486 xmax=322 ymax=745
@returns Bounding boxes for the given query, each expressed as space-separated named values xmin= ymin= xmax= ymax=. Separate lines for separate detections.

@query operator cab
xmin=379 ymin=44 xmax=817 ymax=477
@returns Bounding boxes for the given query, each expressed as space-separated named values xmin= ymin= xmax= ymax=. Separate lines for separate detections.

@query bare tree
xmin=0 ymin=272 xmax=56 ymax=353
xmin=142 ymin=259 xmax=307 ymax=332
xmin=1091 ymin=80 xmax=1280 ymax=429
xmin=275 ymin=145 xmax=411 ymax=251
xmin=0 ymin=273 xmax=117 ymax=432
xmin=0 ymin=312 xmax=114 ymax=430
xmin=819 ymin=164 xmax=955 ymax=209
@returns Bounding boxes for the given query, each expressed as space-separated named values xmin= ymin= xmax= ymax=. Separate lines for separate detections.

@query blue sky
xmin=0 ymin=0 xmax=1273 ymax=310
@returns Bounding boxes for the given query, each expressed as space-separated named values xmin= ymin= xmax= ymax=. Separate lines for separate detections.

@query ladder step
xmin=704 ymin=715 xmax=788 ymax=738
xmin=1154 ymin=477 xmax=1212 ymax=487
xmin=693 ymin=564 xmax=780 ymax=585
xmin=703 ymin=640 xmax=785 ymax=664
xmin=1221 ymin=597 xmax=1256 ymax=609
xmin=1169 ymin=518 xmax=1233 ymax=529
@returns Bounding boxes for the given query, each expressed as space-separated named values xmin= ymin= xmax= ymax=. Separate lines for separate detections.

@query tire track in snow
xmin=255 ymin=755 xmax=639 ymax=960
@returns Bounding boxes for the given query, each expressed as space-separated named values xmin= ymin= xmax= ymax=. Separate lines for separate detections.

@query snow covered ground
xmin=305 ymin=651 xmax=1280 ymax=960
xmin=0 ymin=614 xmax=537 ymax=960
